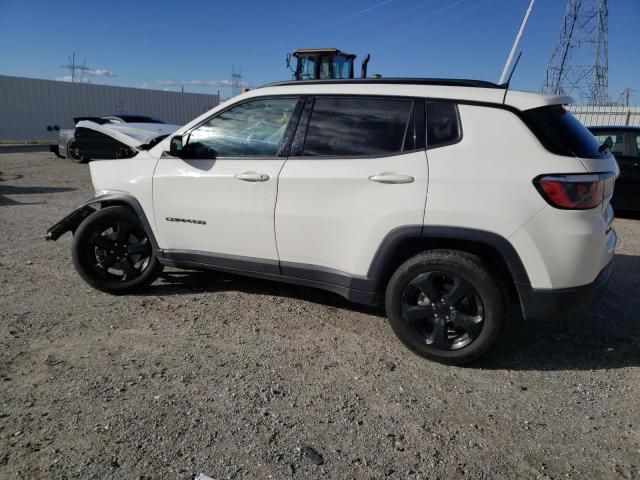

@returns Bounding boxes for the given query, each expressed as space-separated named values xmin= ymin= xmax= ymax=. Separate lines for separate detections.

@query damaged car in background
xmin=50 ymin=115 xmax=179 ymax=163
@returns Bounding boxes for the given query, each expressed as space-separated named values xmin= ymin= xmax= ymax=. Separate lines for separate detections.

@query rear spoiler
xmin=73 ymin=116 xmax=108 ymax=125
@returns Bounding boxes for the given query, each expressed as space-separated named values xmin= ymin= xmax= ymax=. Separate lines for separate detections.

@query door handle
xmin=368 ymin=173 xmax=415 ymax=184
xmin=234 ymin=172 xmax=270 ymax=182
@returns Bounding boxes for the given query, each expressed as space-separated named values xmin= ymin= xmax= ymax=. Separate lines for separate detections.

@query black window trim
xmin=172 ymin=92 xmax=599 ymax=161
xmin=288 ymin=94 xmax=427 ymax=160
xmin=176 ymin=95 xmax=306 ymax=160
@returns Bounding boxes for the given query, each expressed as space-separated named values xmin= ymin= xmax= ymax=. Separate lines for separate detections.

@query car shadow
xmin=476 ymin=253 xmax=640 ymax=371
xmin=0 ymin=184 xmax=77 ymax=206
xmin=146 ymin=270 xmax=385 ymax=318
xmin=141 ymin=253 xmax=640 ymax=371
xmin=615 ymin=209 xmax=640 ymax=220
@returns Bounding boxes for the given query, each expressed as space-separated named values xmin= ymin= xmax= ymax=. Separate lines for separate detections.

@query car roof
xmin=247 ymin=78 xmax=573 ymax=112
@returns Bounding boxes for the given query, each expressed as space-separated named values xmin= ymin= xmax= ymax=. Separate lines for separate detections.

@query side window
xmin=426 ymin=102 xmax=460 ymax=148
xmin=634 ymin=134 xmax=640 ymax=157
xmin=591 ymin=132 xmax=624 ymax=155
xmin=302 ymin=97 xmax=413 ymax=157
xmin=186 ymin=98 xmax=298 ymax=158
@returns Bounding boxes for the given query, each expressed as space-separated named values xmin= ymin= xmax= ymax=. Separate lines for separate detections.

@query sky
xmin=1 ymin=0 xmax=638 ymax=103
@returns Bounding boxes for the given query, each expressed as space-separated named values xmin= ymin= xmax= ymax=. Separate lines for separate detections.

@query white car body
xmin=55 ymin=78 xmax=619 ymax=324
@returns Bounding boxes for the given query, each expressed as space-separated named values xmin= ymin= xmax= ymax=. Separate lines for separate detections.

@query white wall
xmin=568 ymin=105 xmax=640 ymax=127
xmin=0 ymin=75 xmax=219 ymax=143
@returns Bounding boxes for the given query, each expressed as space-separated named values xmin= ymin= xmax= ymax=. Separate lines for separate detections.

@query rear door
xmin=153 ymin=97 xmax=301 ymax=266
xmin=275 ymin=96 xmax=428 ymax=283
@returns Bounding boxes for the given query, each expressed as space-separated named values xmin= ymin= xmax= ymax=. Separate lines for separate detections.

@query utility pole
xmin=543 ymin=0 xmax=609 ymax=105
xmin=231 ymin=66 xmax=242 ymax=97
xmin=499 ymin=0 xmax=536 ymax=85
xmin=61 ymin=52 xmax=90 ymax=83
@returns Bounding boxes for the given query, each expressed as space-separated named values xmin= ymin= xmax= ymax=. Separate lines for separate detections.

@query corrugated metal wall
xmin=0 ymin=75 xmax=219 ymax=143
xmin=568 ymin=105 xmax=640 ymax=127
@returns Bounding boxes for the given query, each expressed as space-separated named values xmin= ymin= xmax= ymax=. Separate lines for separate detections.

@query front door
xmin=153 ymin=97 xmax=301 ymax=269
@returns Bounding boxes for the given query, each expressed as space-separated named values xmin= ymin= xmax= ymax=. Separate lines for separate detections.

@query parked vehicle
xmin=588 ymin=126 xmax=640 ymax=211
xmin=46 ymin=78 xmax=619 ymax=364
xmin=287 ymin=48 xmax=370 ymax=80
xmin=51 ymin=115 xmax=178 ymax=163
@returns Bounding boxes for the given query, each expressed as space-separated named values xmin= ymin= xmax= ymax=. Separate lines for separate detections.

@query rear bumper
xmin=519 ymin=260 xmax=613 ymax=320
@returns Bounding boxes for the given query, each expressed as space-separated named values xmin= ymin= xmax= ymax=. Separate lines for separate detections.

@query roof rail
xmin=262 ymin=78 xmax=506 ymax=89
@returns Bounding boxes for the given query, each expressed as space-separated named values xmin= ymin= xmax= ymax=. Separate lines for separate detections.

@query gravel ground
xmin=1 ymin=151 xmax=638 ymax=479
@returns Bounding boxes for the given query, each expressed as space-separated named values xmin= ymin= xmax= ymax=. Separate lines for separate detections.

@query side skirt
xmin=157 ymin=250 xmax=379 ymax=306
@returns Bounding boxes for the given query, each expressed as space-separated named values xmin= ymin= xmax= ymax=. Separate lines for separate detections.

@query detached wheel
xmin=72 ymin=206 xmax=163 ymax=294
xmin=385 ymin=250 xmax=505 ymax=365
xmin=67 ymin=140 xmax=89 ymax=163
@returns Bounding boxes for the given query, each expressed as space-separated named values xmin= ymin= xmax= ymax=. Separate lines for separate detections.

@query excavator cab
xmin=287 ymin=48 xmax=370 ymax=81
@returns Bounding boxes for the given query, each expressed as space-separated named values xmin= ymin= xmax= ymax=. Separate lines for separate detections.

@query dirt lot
xmin=1 ymin=151 xmax=638 ymax=479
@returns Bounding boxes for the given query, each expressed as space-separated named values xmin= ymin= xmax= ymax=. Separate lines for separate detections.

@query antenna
xmin=505 ymin=51 xmax=523 ymax=89
xmin=499 ymin=0 xmax=535 ymax=85
xmin=543 ymin=0 xmax=609 ymax=105
xmin=61 ymin=52 xmax=90 ymax=83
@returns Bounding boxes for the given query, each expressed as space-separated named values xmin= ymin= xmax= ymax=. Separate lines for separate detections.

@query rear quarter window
xmin=426 ymin=102 xmax=461 ymax=148
xmin=523 ymin=105 xmax=604 ymax=158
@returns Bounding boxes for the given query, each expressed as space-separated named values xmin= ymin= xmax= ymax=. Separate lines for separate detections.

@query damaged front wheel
xmin=72 ymin=206 xmax=163 ymax=293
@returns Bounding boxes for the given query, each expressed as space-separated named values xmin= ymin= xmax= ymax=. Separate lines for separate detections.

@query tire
xmin=67 ymin=140 xmax=89 ymax=163
xmin=385 ymin=249 xmax=506 ymax=365
xmin=72 ymin=206 xmax=163 ymax=294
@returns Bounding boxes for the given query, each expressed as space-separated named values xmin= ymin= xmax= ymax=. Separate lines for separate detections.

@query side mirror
xmin=169 ymin=135 xmax=184 ymax=156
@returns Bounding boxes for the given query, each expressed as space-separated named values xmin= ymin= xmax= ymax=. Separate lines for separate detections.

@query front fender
xmin=45 ymin=205 xmax=96 ymax=240
xmin=45 ymin=193 xmax=159 ymax=251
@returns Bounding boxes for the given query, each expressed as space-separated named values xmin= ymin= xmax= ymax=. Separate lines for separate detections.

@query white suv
xmin=47 ymin=78 xmax=619 ymax=364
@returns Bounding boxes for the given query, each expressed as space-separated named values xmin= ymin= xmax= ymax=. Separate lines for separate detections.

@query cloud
xmin=88 ymin=69 xmax=116 ymax=78
xmin=55 ymin=67 xmax=116 ymax=83
xmin=55 ymin=75 xmax=89 ymax=83
xmin=157 ymin=79 xmax=244 ymax=88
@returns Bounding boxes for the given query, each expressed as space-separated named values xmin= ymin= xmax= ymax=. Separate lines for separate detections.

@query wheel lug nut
xmin=449 ymin=306 xmax=454 ymax=310
xmin=445 ymin=316 xmax=449 ymax=320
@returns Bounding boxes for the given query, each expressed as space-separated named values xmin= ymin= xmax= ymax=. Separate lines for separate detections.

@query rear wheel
xmin=72 ymin=206 xmax=163 ymax=293
xmin=385 ymin=250 xmax=506 ymax=365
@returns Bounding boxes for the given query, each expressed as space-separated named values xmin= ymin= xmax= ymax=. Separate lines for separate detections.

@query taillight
xmin=534 ymin=173 xmax=615 ymax=210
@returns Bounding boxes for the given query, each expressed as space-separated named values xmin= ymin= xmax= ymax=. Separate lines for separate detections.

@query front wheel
xmin=67 ymin=140 xmax=89 ymax=163
xmin=72 ymin=206 xmax=163 ymax=294
xmin=385 ymin=250 xmax=506 ymax=365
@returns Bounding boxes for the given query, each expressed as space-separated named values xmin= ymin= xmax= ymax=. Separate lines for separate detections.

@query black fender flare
xmin=366 ymin=225 xmax=532 ymax=311
xmin=45 ymin=193 xmax=159 ymax=251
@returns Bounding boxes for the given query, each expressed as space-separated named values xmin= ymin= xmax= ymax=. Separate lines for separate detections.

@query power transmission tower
xmin=231 ymin=66 xmax=242 ymax=97
xmin=542 ymin=0 xmax=609 ymax=105
xmin=61 ymin=52 xmax=90 ymax=83
xmin=616 ymin=88 xmax=632 ymax=107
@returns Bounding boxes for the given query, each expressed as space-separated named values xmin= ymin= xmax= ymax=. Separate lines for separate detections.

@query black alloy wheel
xmin=400 ymin=271 xmax=484 ymax=351
xmin=385 ymin=250 xmax=506 ymax=365
xmin=72 ymin=206 xmax=163 ymax=293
